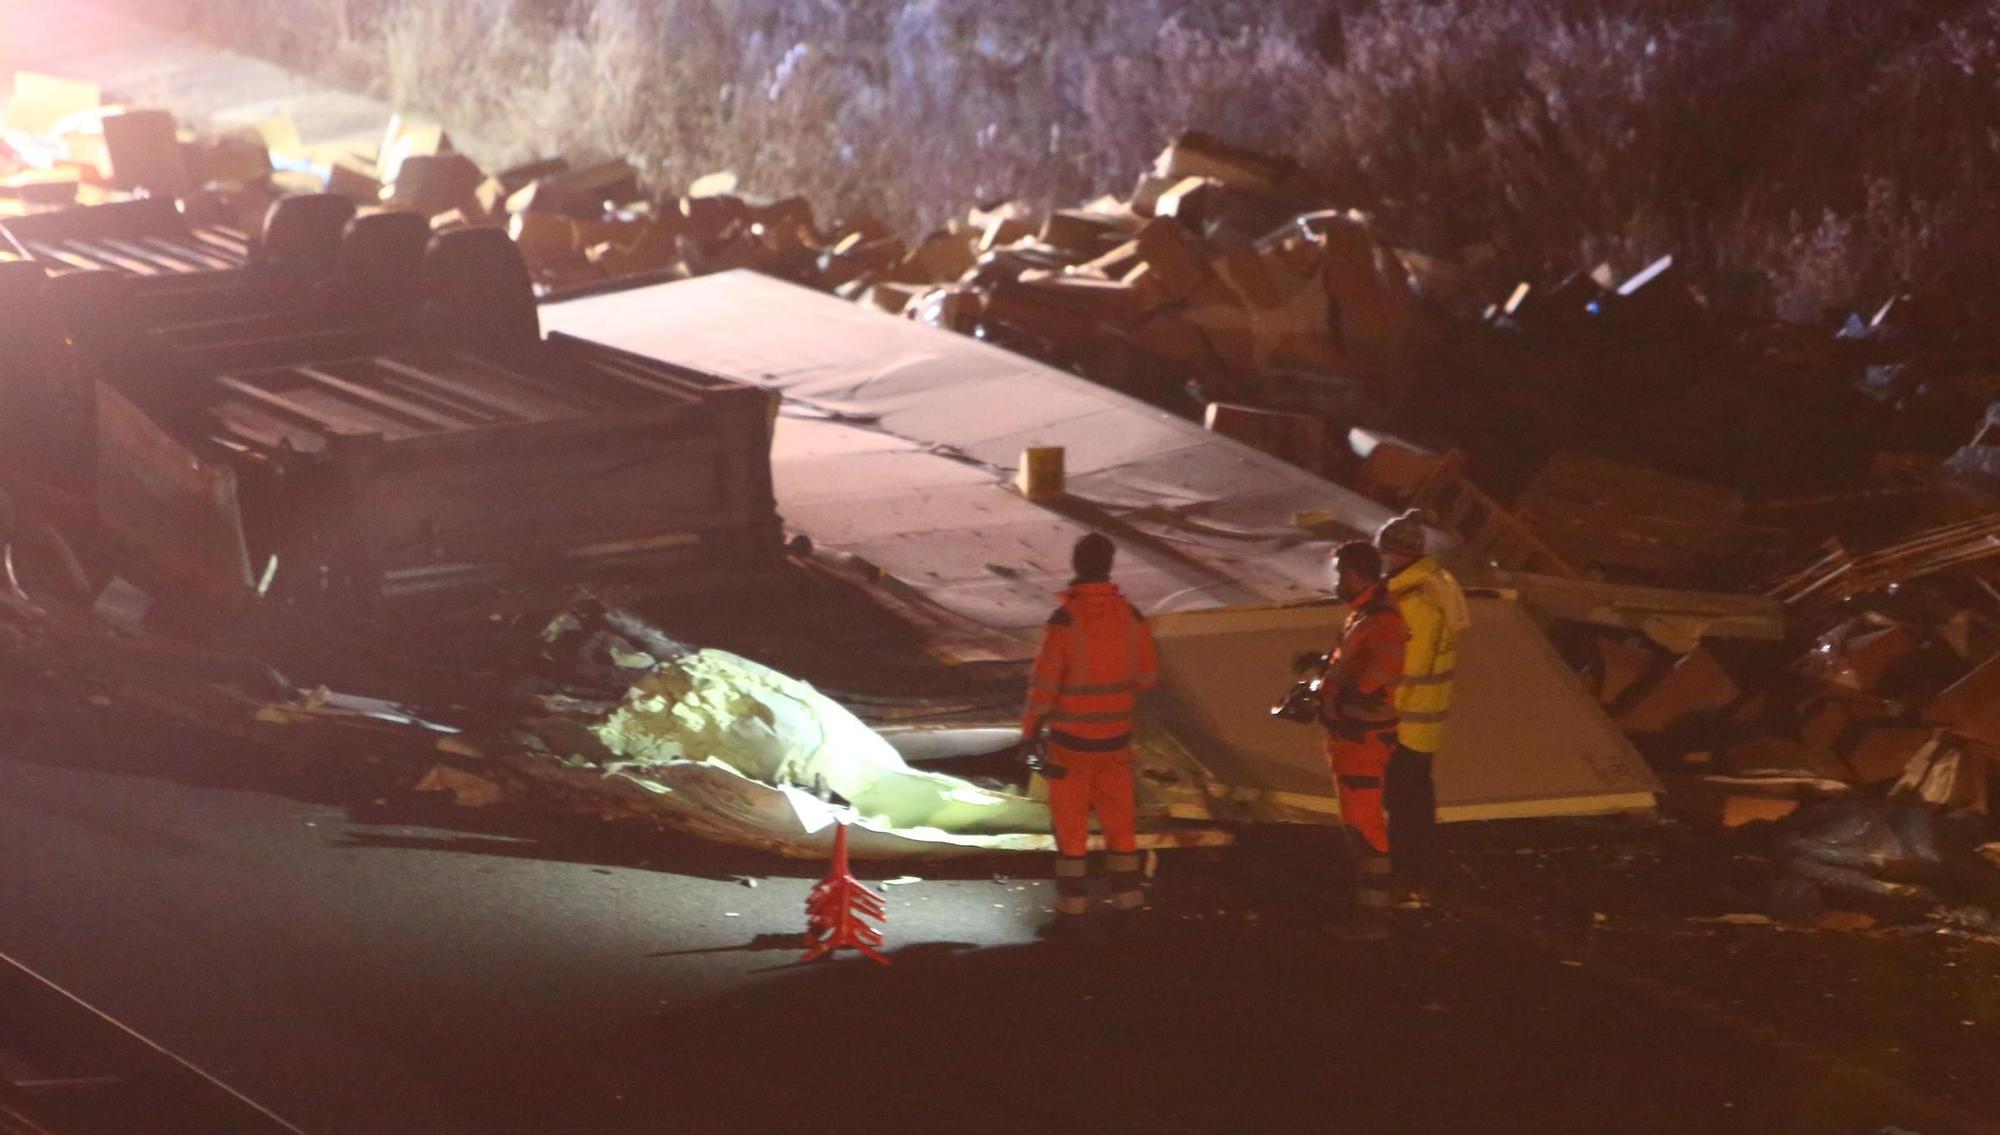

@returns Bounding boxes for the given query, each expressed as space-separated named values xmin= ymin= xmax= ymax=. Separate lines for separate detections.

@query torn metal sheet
xmin=1145 ymin=597 xmax=1660 ymax=822
xmin=540 ymin=270 xmax=1395 ymax=644
xmin=96 ymin=382 xmax=255 ymax=607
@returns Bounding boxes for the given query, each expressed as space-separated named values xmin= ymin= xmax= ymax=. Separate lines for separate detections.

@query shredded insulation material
xmin=592 ymin=648 xmax=1048 ymax=836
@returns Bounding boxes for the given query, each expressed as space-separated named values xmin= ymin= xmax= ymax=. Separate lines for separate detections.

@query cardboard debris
xmin=1155 ymin=131 xmax=1293 ymax=192
xmin=1847 ymin=727 xmax=1945 ymax=787
xmin=1615 ymin=644 xmax=1741 ymax=735
xmin=1801 ymin=618 xmax=1920 ymax=693
xmin=1925 ymin=652 xmax=2000 ymax=747
xmin=0 ymin=169 xmax=80 ymax=205
xmin=388 ymin=151 xmax=484 ymax=216
xmin=1130 ymin=216 xmax=1210 ymax=301
xmin=251 ymin=115 xmax=304 ymax=158
xmin=1668 ymin=774 xmax=1808 ymax=828
xmin=1892 ymin=737 xmax=1990 ymax=814
xmin=1722 ymin=736 xmax=1843 ymax=779
xmin=322 ymin=162 xmax=381 ymax=205
xmin=1595 ymin=636 xmax=1663 ymax=707
xmin=1349 ymin=434 xmax=1443 ymax=503
xmin=1204 ymin=402 xmax=1326 ymax=471
xmin=188 ymin=131 xmax=273 ymax=187
xmin=313 ymin=126 xmax=1435 ymax=433
xmin=1716 ymin=795 xmax=1802 ymax=827
xmin=1405 ymin=455 xmax=1583 ymax=577
xmin=414 ymin=764 xmax=503 ymax=808
xmin=508 ymin=159 xmax=640 ymax=217
xmin=5 ymin=72 xmax=100 ymax=136
xmin=100 ymin=109 xmax=189 ymax=197
xmin=375 ymin=113 xmax=449 ymax=185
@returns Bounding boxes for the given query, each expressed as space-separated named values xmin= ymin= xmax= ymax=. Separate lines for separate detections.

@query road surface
xmin=0 ymin=693 xmax=1977 ymax=1133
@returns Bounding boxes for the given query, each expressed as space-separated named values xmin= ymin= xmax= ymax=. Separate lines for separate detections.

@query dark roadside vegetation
xmin=126 ymin=0 xmax=2000 ymax=324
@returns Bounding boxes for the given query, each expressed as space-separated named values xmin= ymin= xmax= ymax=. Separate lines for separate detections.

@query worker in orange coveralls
xmin=1021 ymin=533 xmax=1159 ymax=934
xmin=1305 ymin=540 xmax=1408 ymax=941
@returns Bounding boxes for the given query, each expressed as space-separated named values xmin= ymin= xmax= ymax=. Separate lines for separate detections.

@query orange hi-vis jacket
xmin=1021 ymin=582 xmax=1160 ymax=750
xmin=1315 ymin=581 xmax=1409 ymax=736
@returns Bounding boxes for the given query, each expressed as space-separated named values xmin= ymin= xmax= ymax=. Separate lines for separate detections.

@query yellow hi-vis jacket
xmin=1387 ymin=556 xmax=1469 ymax=753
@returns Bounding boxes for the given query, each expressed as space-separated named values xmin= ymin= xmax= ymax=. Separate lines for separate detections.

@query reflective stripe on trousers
xmin=1051 ymin=850 xmax=1147 ymax=915
xmin=1106 ymin=850 xmax=1144 ymax=911
xmin=1349 ymin=830 xmax=1392 ymax=911
xmin=1048 ymin=745 xmax=1143 ymax=915
xmin=1054 ymin=854 xmax=1089 ymax=916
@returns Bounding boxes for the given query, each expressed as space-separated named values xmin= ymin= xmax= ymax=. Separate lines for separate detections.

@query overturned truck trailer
xmin=0 ymin=194 xmax=261 ymax=279
xmin=99 ymin=335 xmax=780 ymax=608
xmin=0 ymin=198 xmax=782 ymax=610
xmin=0 ymin=192 xmax=424 ymax=484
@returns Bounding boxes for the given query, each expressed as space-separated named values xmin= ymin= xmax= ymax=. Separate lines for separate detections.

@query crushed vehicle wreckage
xmin=0 ymin=259 xmax=1667 ymax=858
xmin=6 ymin=66 xmax=2000 ymax=924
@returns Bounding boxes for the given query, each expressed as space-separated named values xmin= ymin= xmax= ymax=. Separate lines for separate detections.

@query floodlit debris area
xmin=2 ymin=3 xmax=2000 ymax=947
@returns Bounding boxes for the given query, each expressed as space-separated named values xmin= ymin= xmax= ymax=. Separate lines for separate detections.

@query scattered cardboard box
xmin=5 ymin=72 xmax=100 ymax=136
xmin=1846 ymin=727 xmax=1943 ymax=787
xmin=1925 ymin=653 xmax=2000 ymax=746
xmin=1616 ymin=644 xmax=1741 ymax=734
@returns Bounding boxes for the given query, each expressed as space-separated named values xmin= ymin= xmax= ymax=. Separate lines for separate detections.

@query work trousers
xmin=1048 ymin=746 xmax=1141 ymax=915
xmin=1324 ymin=726 xmax=1394 ymax=854
xmin=1385 ymin=745 xmax=1438 ymax=888
xmin=1326 ymin=725 xmax=1395 ymax=918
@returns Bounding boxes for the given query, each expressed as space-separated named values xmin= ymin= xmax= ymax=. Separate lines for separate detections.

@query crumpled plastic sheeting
xmin=1772 ymin=801 xmax=1945 ymax=919
xmin=592 ymin=648 xmax=1048 ymax=836
xmin=1784 ymin=801 xmax=1941 ymax=877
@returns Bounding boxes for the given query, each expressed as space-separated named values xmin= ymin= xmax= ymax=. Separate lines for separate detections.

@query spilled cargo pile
xmin=192 ymin=114 xmax=1444 ymax=435
xmin=513 ymin=135 xmax=1440 ymax=444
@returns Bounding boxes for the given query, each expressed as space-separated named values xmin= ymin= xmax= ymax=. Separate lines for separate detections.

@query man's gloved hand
xmin=1021 ymin=734 xmax=1068 ymax=780
xmin=1292 ymin=650 xmax=1329 ymax=675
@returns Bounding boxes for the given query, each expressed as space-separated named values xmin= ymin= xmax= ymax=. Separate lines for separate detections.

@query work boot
xmin=1106 ymin=850 xmax=1146 ymax=915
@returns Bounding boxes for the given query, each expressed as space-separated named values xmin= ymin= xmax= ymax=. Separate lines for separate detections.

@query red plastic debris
xmin=801 ymin=822 xmax=890 ymax=965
